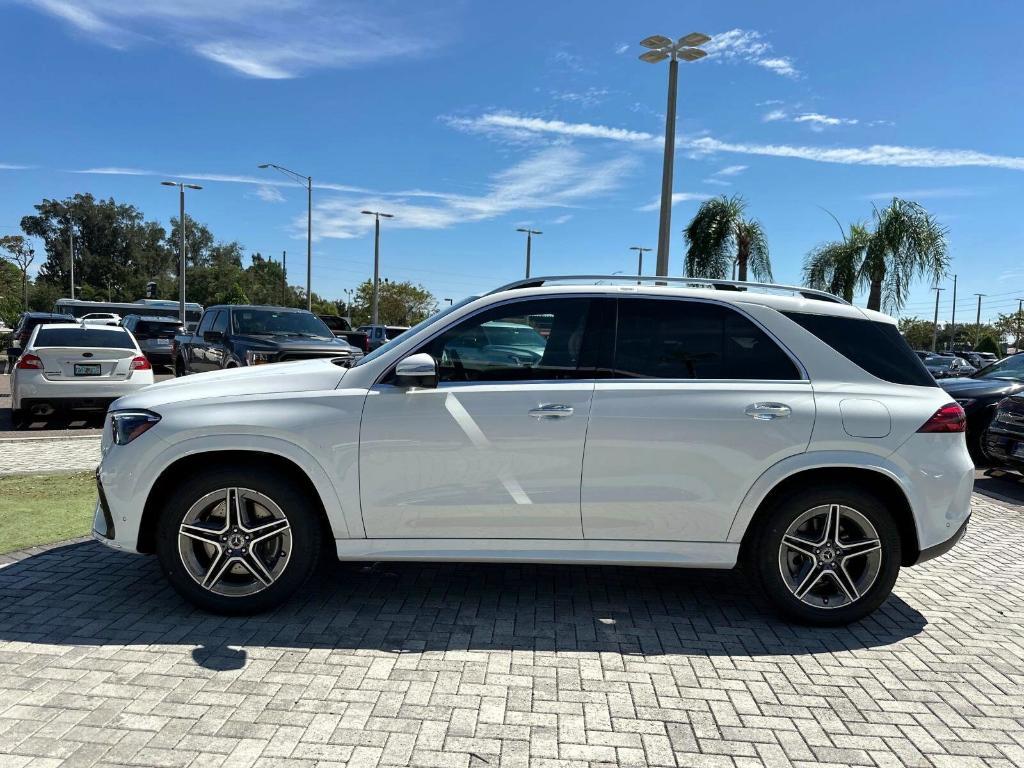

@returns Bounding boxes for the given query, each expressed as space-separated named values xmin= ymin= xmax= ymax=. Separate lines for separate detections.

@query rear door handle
xmin=745 ymin=402 xmax=792 ymax=420
xmin=529 ymin=404 xmax=574 ymax=419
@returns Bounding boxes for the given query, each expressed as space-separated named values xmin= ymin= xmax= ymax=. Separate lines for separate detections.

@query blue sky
xmin=2 ymin=0 xmax=1023 ymax=322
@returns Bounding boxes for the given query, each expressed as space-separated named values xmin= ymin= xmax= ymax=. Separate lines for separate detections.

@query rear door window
xmin=783 ymin=312 xmax=936 ymax=387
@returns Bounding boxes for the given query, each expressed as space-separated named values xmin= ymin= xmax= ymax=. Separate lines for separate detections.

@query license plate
xmin=74 ymin=363 xmax=101 ymax=376
xmin=153 ymin=339 xmax=170 ymax=346
xmin=1013 ymin=443 xmax=1024 ymax=459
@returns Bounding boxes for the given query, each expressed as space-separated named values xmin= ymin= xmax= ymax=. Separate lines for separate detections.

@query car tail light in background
xmin=917 ymin=402 xmax=967 ymax=433
xmin=15 ymin=353 xmax=43 ymax=370
xmin=130 ymin=356 xmax=152 ymax=371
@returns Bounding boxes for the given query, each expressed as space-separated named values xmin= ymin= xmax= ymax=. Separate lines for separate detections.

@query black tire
xmin=155 ymin=466 xmax=323 ymax=615
xmin=174 ymin=356 xmax=188 ymax=377
xmin=11 ymin=408 xmax=27 ymax=430
xmin=746 ymin=485 xmax=901 ymax=626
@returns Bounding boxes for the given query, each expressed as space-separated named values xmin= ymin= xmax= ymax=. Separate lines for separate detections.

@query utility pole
xmin=361 ymin=210 xmax=394 ymax=327
xmin=68 ymin=226 xmax=75 ymax=300
xmin=1016 ymin=298 xmax=1024 ymax=354
xmin=282 ymin=250 xmax=287 ymax=306
xmin=948 ymin=274 xmax=957 ymax=351
xmin=973 ymin=293 xmax=985 ymax=348
xmin=516 ymin=228 xmax=542 ymax=278
xmin=630 ymin=246 xmax=652 ymax=285
xmin=160 ymin=181 xmax=203 ymax=324
xmin=931 ymin=286 xmax=944 ymax=352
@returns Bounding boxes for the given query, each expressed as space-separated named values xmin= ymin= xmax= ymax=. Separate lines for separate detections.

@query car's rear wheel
xmin=747 ymin=485 xmax=901 ymax=626
xmin=11 ymin=408 xmax=27 ymax=430
xmin=155 ymin=467 xmax=322 ymax=614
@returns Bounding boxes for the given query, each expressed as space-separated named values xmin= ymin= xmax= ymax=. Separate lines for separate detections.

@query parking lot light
xmin=259 ymin=163 xmax=313 ymax=311
xmin=361 ymin=211 xmax=394 ymax=327
xmin=161 ymin=181 xmax=202 ymax=324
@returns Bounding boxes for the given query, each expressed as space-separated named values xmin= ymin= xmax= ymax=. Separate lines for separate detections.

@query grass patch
xmin=0 ymin=472 xmax=96 ymax=554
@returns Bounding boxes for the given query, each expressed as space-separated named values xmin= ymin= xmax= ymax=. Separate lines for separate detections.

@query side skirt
xmin=335 ymin=538 xmax=739 ymax=568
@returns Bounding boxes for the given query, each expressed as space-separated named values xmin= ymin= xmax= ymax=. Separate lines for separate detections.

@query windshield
xmin=975 ymin=353 xmax=1024 ymax=380
xmin=232 ymin=310 xmax=334 ymax=338
xmin=354 ymin=296 xmax=479 ymax=366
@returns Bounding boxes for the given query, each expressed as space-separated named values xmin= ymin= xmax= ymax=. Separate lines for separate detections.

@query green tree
xmin=683 ymin=195 xmax=771 ymax=282
xmin=897 ymin=317 xmax=936 ymax=350
xmin=0 ymin=259 xmax=23 ymax=326
xmin=349 ymin=279 xmax=436 ymax=326
xmin=0 ymin=235 xmax=35 ymax=310
xmin=804 ymin=198 xmax=948 ymax=312
xmin=994 ymin=309 xmax=1024 ymax=352
xmin=976 ymin=334 xmax=1002 ymax=357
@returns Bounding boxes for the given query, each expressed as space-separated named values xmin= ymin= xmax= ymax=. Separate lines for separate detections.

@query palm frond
xmin=736 ymin=219 xmax=772 ymax=281
xmin=683 ymin=196 xmax=736 ymax=278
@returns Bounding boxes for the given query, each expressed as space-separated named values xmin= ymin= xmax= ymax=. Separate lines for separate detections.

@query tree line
xmin=0 ymin=193 xmax=437 ymax=328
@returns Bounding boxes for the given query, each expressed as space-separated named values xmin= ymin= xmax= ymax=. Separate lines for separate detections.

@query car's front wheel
xmin=747 ymin=486 xmax=901 ymax=626
xmin=155 ymin=467 xmax=323 ymax=614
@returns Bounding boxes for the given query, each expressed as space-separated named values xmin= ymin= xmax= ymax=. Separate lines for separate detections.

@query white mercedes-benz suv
xmin=93 ymin=276 xmax=973 ymax=625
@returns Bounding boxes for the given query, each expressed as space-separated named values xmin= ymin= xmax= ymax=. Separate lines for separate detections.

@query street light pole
xmin=638 ymin=32 xmax=710 ymax=277
xmin=629 ymin=246 xmax=651 ymax=284
xmin=68 ymin=226 xmax=75 ymax=300
xmin=516 ymin=228 xmax=542 ymax=278
xmin=259 ymin=163 xmax=314 ymax=310
xmin=161 ymin=181 xmax=203 ymax=324
xmin=948 ymin=274 xmax=957 ymax=351
xmin=931 ymin=286 xmax=944 ymax=352
xmin=973 ymin=293 xmax=985 ymax=348
xmin=361 ymin=210 xmax=394 ymax=327
xmin=1016 ymin=298 xmax=1024 ymax=353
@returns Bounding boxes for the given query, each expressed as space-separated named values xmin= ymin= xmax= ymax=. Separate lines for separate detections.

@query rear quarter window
xmin=783 ymin=312 xmax=937 ymax=387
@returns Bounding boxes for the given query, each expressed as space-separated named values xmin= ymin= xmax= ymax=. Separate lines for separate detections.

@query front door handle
xmin=529 ymin=404 xmax=574 ymax=419
xmin=745 ymin=402 xmax=792 ymax=420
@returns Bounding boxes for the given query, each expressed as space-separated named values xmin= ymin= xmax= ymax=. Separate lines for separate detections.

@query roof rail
xmin=487 ymin=275 xmax=848 ymax=304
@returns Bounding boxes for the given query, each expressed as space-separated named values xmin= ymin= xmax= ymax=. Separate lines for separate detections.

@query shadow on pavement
xmin=974 ymin=468 xmax=1024 ymax=505
xmin=0 ymin=540 xmax=927 ymax=671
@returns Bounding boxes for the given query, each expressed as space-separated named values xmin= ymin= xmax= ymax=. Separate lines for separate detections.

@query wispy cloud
xmin=614 ymin=43 xmax=629 ymax=55
xmin=551 ymin=214 xmax=574 ymax=224
xmin=793 ymin=112 xmax=858 ymax=131
xmin=550 ymin=87 xmax=610 ymax=108
xmin=862 ymin=187 xmax=984 ymax=201
xmin=72 ymin=166 xmax=371 ymax=193
xmin=715 ymin=164 xmax=748 ymax=176
xmin=450 ymin=113 xmax=1024 ymax=172
xmin=0 ymin=163 xmax=34 ymax=170
xmin=307 ymin=146 xmax=637 ymax=239
xmin=637 ymin=192 xmax=712 ymax=212
xmin=703 ymin=29 xmax=800 ymax=79
xmin=253 ymin=185 xmax=286 ymax=203
xmin=762 ymin=109 xmax=788 ymax=122
xmin=22 ymin=1 xmax=450 ymax=78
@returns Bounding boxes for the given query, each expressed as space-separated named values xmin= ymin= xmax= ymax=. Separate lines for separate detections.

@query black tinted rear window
xmin=783 ymin=312 xmax=936 ymax=387
xmin=34 ymin=328 xmax=135 ymax=349
xmin=134 ymin=321 xmax=180 ymax=338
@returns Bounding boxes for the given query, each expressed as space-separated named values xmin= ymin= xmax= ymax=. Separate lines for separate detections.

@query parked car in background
xmin=81 ymin=312 xmax=122 ymax=326
xmin=983 ymin=394 xmax=1024 ymax=474
xmin=95 ymin=276 xmax=972 ymax=626
xmin=6 ymin=311 xmax=76 ymax=368
xmin=317 ymin=314 xmax=369 ymax=353
xmin=121 ymin=315 xmax=183 ymax=369
xmin=357 ymin=324 xmax=410 ymax=350
xmin=923 ymin=354 xmax=976 ymax=379
xmin=174 ymin=305 xmax=361 ymax=376
xmin=11 ymin=323 xmax=153 ymax=427
xmin=962 ymin=351 xmax=998 ymax=369
xmin=940 ymin=352 xmax=1024 ymax=459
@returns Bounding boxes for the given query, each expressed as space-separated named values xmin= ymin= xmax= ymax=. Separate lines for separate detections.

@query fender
xmin=139 ymin=433 xmax=358 ymax=541
xmin=726 ymin=450 xmax=919 ymax=543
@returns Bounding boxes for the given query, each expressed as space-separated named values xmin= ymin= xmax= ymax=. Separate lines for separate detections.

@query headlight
xmin=246 ymin=350 xmax=275 ymax=366
xmin=109 ymin=410 xmax=161 ymax=445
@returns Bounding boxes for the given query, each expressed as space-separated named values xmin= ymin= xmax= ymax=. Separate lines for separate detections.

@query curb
xmin=0 ymin=536 xmax=94 ymax=568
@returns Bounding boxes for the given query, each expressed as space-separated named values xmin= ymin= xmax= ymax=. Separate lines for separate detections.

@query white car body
xmin=94 ymin=278 xmax=973 ymax=619
xmin=12 ymin=323 xmax=154 ymax=417
xmin=81 ymin=312 xmax=122 ymax=326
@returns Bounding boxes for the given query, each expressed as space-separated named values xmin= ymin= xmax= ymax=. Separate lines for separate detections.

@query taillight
xmin=363 ymin=336 xmax=370 ymax=352
xmin=130 ymin=356 xmax=152 ymax=371
xmin=917 ymin=402 xmax=966 ymax=433
xmin=15 ymin=353 xmax=43 ymax=370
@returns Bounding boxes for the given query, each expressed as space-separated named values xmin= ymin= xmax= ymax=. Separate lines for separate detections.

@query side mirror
xmin=395 ymin=353 xmax=437 ymax=389
xmin=203 ymin=330 xmax=223 ymax=343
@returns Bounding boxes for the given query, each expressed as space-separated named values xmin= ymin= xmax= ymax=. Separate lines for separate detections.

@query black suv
xmin=6 ymin=311 xmax=76 ymax=367
xmin=121 ymin=315 xmax=183 ymax=367
xmin=174 ymin=305 xmax=362 ymax=376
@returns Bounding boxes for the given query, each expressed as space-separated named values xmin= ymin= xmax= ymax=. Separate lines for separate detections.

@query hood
xmin=235 ymin=334 xmax=353 ymax=351
xmin=940 ymin=377 xmax=1024 ymax=397
xmin=111 ymin=358 xmax=349 ymax=411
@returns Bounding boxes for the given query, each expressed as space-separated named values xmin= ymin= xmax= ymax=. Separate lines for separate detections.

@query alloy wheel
xmin=778 ymin=503 xmax=882 ymax=609
xmin=177 ymin=487 xmax=292 ymax=597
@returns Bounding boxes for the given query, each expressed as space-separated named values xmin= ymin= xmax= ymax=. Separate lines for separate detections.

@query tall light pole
xmin=68 ymin=225 xmax=75 ymax=300
xmin=973 ymin=293 xmax=985 ymax=348
xmin=259 ymin=164 xmax=313 ymax=310
xmin=361 ymin=210 xmax=393 ymax=327
xmin=1016 ymin=298 xmax=1024 ymax=353
xmin=948 ymin=274 xmax=957 ymax=351
xmin=445 ymin=298 xmax=454 ymax=306
xmin=638 ymin=32 xmax=710 ymax=278
xmin=516 ymin=228 xmax=542 ymax=278
xmin=161 ymin=181 xmax=202 ymax=324
xmin=931 ymin=286 xmax=944 ymax=352
xmin=630 ymin=246 xmax=651 ymax=284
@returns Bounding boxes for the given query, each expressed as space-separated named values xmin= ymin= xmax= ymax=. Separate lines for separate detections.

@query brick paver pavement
xmin=0 ymin=435 xmax=101 ymax=475
xmin=0 ymin=494 xmax=1022 ymax=767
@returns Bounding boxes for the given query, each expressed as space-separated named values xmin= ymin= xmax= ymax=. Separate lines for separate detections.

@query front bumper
xmin=983 ymin=427 xmax=1024 ymax=472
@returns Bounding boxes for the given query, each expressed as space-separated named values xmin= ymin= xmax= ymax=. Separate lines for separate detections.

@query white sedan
xmin=11 ymin=323 xmax=154 ymax=428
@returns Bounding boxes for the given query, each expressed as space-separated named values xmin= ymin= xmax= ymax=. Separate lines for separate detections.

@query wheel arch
xmin=137 ymin=449 xmax=338 ymax=554
xmin=734 ymin=464 xmax=920 ymax=567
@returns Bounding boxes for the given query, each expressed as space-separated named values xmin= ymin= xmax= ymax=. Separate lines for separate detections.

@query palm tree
xmin=683 ymin=195 xmax=771 ymax=282
xmin=803 ymin=198 xmax=948 ymax=312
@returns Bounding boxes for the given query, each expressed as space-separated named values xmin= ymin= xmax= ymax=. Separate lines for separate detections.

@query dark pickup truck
xmin=318 ymin=314 xmax=370 ymax=353
xmin=173 ymin=305 xmax=362 ymax=376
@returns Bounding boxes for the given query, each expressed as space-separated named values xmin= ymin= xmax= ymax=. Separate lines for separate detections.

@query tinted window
xmin=34 ymin=328 xmax=134 ymax=349
xmin=977 ymin=353 xmax=1024 ymax=380
xmin=385 ymin=327 xmax=408 ymax=339
xmin=783 ymin=312 xmax=936 ymax=387
xmin=133 ymin=320 xmax=181 ymax=339
xmin=212 ymin=311 xmax=229 ymax=334
xmin=196 ymin=311 xmax=218 ymax=335
xmin=232 ymin=309 xmax=333 ymax=337
xmin=612 ymin=299 xmax=800 ymax=380
xmin=418 ymin=298 xmax=592 ymax=382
